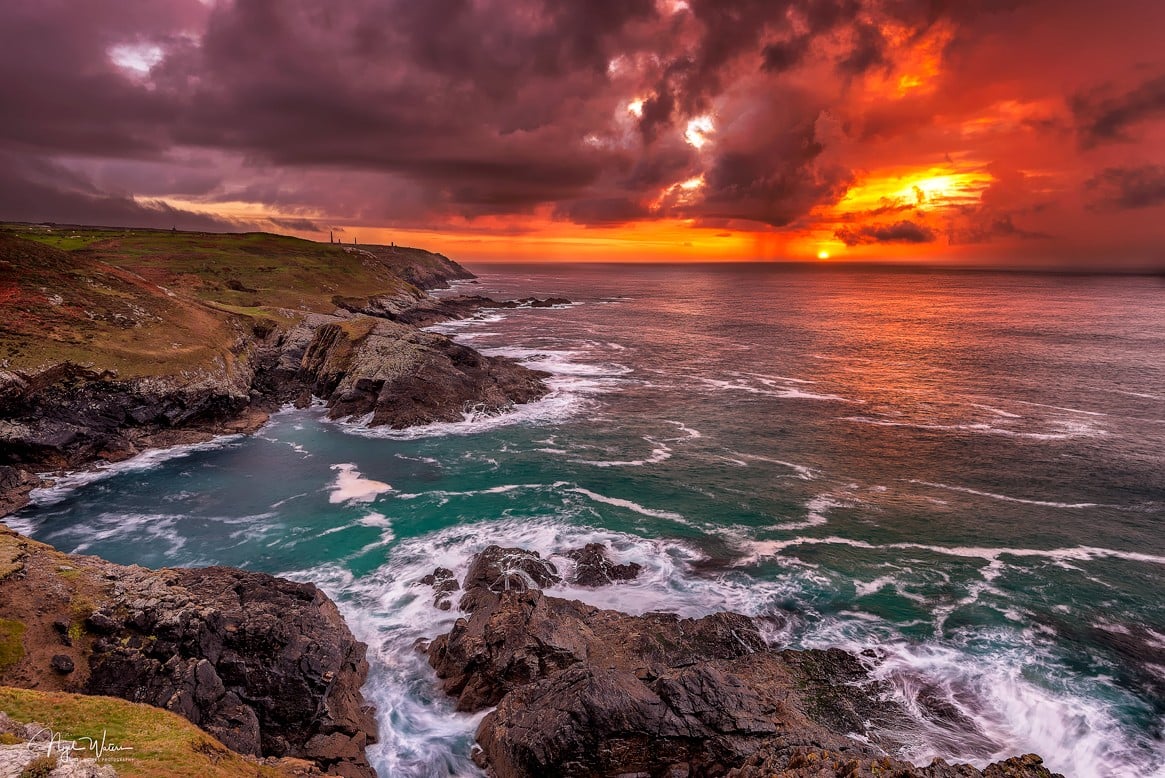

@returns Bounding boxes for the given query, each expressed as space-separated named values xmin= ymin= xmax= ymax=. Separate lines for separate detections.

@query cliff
xmin=0 ymin=524 xmax=375 ymax=777
xmin=0 ymin=226 xmax=548 ymax=515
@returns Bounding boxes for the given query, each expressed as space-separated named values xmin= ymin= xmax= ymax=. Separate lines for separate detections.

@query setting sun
xmin=817 ymin=250 xmax=830 ymax=260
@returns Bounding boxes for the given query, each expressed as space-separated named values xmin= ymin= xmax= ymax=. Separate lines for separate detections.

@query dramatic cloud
xmin=836 ymin=220 xmax=937 ymax=246
xmin=0 ymin=0 xmax=1163 ymax=265
xmin=1073 ymin=74 xmax=1165 ymax=148
xmin=1085 ymin=165 xmax=1165 ymax=211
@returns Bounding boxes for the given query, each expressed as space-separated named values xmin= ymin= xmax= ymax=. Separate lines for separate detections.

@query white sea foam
xmin=728 ymin=451 xmax=817 ymax=479
xmin=564 ymin=486 xmax=688 ymax=523
xmin=572 ymin=436 xmax=673 ymax=467
xmin=969 ymin=403 xmax=1023 ymax=419
xmin=909 ymin=480 xmax=1100 ymax=509
xmin=806 ymin=633 xmax=1165 ymax=778
xmin=732 ymin=534 xmax=1165 ymax=569
xmin=698 ymin=376 xmax=855 ymax=402
xmin=27 ymin=434 xmax=244 ymax=506
xmin=328 ymin=463 xmax=393 ymax=504
xmin=771 ymin=494 xmax=837 ymax=531
xmin=664 ymin=420 xmax=703 ymax=439
xmin=842 ymin=415 xmax=1106 ymax=440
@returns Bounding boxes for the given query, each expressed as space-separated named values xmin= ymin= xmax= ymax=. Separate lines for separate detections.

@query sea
xmin=8 ymin=263 xmax=1165 ymax=777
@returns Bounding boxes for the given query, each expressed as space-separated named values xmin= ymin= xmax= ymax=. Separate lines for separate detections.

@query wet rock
xmin=563 ymin=543 xmax=642 ymax=587
xmin=425 ymin=548 xmax=1064 ymax=778
xmin=464 ymin=546 xmax=560 ymax=594
xmin=419 ymin=567 xmax=460 ymax=610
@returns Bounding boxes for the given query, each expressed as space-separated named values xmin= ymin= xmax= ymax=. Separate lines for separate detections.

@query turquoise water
xmin=10 ymin=264 xmax=1165 ymax=777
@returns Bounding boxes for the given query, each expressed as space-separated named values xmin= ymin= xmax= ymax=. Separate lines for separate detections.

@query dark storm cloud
xmin=1072 ymin=74 xmax=1165 ymax=148
xmin=761 ymin=37 xmax=812 ymax=73
xmin=553 ymin=197 xmax=650 ymax=225
xmin=1085 ymin=165 xmax=1165 ymax=211
xmin=948 ymin=214 xmax=1051 ymax=245
xmin=268 ymin=217 xmax=323 ymax=233
xmin=0 ymin=152 xmax=237 ymax=232
xmin=0 ymin=0 xmax=1157 ymax=257
xmin=836 ymin=219 xmax=937 ymax=245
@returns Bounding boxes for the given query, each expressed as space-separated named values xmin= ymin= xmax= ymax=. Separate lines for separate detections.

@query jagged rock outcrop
xmin=355 ymin=244 xmax=475 ymax=290
xmin=296 ymin=317 xmax=549 ymax=428
xmin=425 ymin=545 xmax=1063 ymax=778
xmin=419 ymin=567 xmax=460 ymax=610
xmin=0 ymin=526 xmax=377 ymax=777
xmin=0 ymin=357 xmax=259 ymax=472
xmin=564 ymin=543 xmax=642 ymax=587
xmin=384 ymin=295 xmax=572 ymax=328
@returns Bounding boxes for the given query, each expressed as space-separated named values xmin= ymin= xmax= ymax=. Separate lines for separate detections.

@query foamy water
xmin=10 ymin=264 xmax=1165 ymax=777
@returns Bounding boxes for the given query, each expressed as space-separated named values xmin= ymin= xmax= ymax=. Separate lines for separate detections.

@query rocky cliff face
xmin=0 ymin=525 xmax=377 ymax=777
xmin=296 ymin=315 xmax=548 ymax=428
xmin=423 ymin=545 xmax=1063 ymax=778
xmin=0 ymin=276 xmax=552 ymax=518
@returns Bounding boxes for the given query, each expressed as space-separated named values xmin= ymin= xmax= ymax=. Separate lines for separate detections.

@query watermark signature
xmin=24 ymin=726 xmax=135 ymax=763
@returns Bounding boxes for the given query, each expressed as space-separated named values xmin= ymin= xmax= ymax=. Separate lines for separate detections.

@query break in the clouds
xmin=1 ymin=0 xmax=1164 ymax=265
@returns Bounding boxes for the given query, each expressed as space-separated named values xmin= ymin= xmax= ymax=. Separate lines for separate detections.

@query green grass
xmin=0 ymin=618 xmax=26 ymax=670
xmin=0 ymin=687 xmax=287 ymax=777
xmin=0 ymin=224 xmax=439 ymax=378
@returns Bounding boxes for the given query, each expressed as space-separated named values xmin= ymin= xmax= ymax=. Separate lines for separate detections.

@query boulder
xmin=563 ymin=543 xmax=641 ymax=587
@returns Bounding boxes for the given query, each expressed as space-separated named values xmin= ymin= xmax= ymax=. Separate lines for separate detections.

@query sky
xmin=2 ymin=0 xmax=1164 ymax=267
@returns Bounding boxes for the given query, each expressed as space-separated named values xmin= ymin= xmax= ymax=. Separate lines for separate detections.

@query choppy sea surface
xmin=10 ymin=263 xmax=1165 ymax=777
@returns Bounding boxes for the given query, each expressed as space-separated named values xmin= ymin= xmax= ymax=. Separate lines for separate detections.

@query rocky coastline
xmin=0 ymin=524 xmax=376 ymax=776
xmin=0 ymin=245 xmax=558 ymax=518
xmin=420 ymin=544 xmax=1063 ymax=778
xmin=1 ymin=231 xmax=1063 ymax=777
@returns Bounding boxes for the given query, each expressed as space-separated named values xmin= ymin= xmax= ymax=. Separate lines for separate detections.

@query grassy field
xmin=0 ymin=223 xmax=428 ymax=378
xmin=0 ymin=686 xmax=288 ymax=777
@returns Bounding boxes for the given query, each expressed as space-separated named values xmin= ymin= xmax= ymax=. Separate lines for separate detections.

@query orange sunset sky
xmin=2 ymin=0 xmax=1165 ymax=267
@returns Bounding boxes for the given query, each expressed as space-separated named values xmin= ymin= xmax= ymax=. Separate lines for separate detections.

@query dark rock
xmin=419 ymin=567 xmax=460 ymax=610
xmin=425 ymin=549 xmax=1064 ymax=778
xmin=50 ymin=654 xmax=74 ymax=674
xmin=0 ymin=465 xmax=43 ymax=518
xmin=83 ymin=566 xmax=377 ymax=777
xmin=564 ymin=543 xmax=642 ymax=587
xmin=84 ymin=611 xmax=118 ymax=635
xmin=462 ymin=545 xmax=560 ymax=598
xmin=296 ymin=318 xmax=549 ymax=430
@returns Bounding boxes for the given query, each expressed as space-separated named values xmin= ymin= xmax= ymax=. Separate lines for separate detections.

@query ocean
xmin=9 ymin=263 xmax=1165 ymax=777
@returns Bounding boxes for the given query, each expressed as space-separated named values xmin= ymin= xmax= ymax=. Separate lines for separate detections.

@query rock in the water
xmin=297 ymin=318 xmax=549 ymax=430
xmin=419 ymin=567 xmax=460 ymax=610
xmin=564 ymin=543 xmax=642 ymax=587
xmin=425 ymin=548 xmax=1064 ymax=778
xmin=462 ymin=545 xmax=560 ymax=598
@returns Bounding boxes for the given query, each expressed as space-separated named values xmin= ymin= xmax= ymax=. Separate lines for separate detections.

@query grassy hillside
xmin=0 ymin=224 xmax=435 ymax=378
xmin=0 ymin=686 xmax=290 ymax=777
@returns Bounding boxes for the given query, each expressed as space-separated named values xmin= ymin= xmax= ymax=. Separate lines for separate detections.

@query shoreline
xmin=0 ymin=251 xmax=1121 ymax=777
